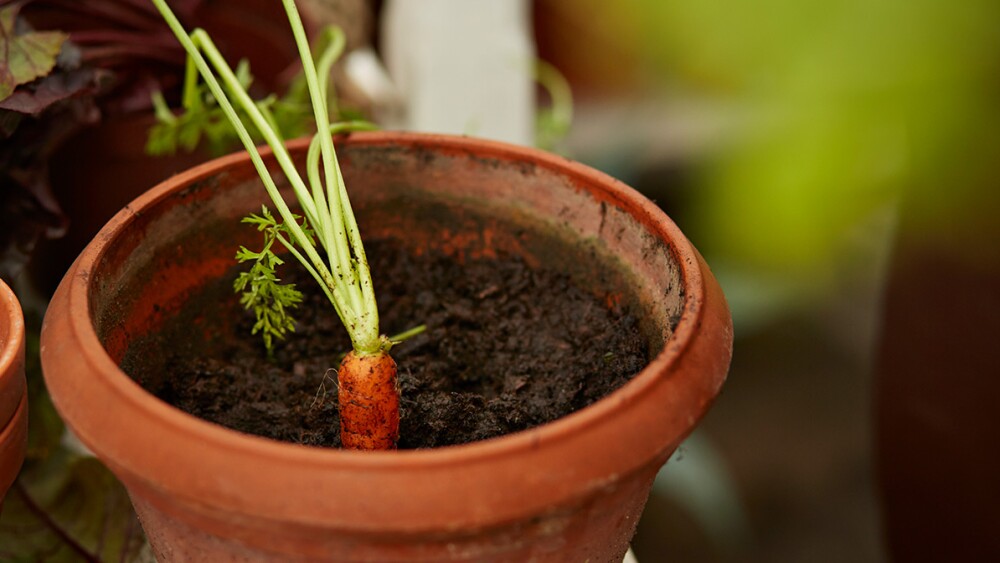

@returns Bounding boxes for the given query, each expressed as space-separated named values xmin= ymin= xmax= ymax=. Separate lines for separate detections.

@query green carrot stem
xmin=279 ymin=0 xmax=366 ymax=325
xmin=151 ymin=0 xmax=381 ymax=353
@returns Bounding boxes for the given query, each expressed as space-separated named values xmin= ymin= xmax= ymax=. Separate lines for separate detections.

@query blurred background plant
xmin=535 ymin=0 xmax=999 ymax=560
xmin=539 ymin=0 xmax=998 ymax=325
xmin=0 ymin=0 xmax=214 ymax=288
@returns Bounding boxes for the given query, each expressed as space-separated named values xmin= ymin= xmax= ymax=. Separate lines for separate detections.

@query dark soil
xmin=125 ymin=239 xmax=650 ymax=449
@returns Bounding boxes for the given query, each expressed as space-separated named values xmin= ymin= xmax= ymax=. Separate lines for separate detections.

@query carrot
xmin=154 ymin=0 xmax=411 ymax=451
xmin=339 ymin=351 xmax=399 ymax=450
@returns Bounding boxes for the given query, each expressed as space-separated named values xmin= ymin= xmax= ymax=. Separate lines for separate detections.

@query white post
xmin=380 ymin=0 xmax=536 ymax=146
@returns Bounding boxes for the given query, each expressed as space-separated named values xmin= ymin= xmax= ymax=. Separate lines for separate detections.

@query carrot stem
xmin=339 ymin=351 xmax=399 ymax=450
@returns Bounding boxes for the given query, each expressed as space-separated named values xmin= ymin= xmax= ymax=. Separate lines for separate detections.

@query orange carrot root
xmin=338 ymin=350 xmax=399 ymax=450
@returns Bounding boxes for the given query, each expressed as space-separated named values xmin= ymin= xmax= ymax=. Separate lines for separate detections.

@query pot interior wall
xmin=87 ymin=142 xmax=685 ymax=374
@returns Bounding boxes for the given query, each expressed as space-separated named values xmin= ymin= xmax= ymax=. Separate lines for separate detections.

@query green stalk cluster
xmin=151 ymin=0 xmax=384 ymax=355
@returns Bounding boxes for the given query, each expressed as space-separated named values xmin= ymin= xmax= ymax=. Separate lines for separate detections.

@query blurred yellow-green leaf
xmin=0 ymin=3 xmax=67 ymax=101
xmin=613 ymin=0 xmax=1000 ymax=295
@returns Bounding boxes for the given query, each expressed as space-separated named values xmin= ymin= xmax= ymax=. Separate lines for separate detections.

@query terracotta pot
xmin=0 ymin=279 xmax=27 ymax=508
xmin=41 ymin=132 xmax=732 ymax=561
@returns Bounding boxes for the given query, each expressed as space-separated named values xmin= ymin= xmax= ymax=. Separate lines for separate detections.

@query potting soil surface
xmin=129 ymin=239 xmax=650 ymax=449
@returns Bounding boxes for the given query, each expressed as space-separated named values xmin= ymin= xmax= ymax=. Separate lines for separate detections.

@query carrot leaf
xmin=233 ymin=207 xmax=312 ymax=355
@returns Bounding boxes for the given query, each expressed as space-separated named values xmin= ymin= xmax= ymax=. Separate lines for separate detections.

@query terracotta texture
xmin=40 ymin=133 xmax=732 ymax=561
xmin=0 ymin=279 xmax=27 ymax=507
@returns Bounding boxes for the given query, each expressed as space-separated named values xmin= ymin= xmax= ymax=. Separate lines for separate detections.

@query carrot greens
xmin=151 ymin=0 xmax=386 ymax=356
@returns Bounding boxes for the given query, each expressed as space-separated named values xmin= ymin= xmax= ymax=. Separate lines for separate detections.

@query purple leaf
xmin=0 ymin=65 xmax=102 ymax=114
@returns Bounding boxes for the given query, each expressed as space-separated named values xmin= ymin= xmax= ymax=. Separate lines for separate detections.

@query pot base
xmin=130 ymin=466 xmax=655 ymax=562
xmin=0 ymin=393 xmax=28 ymax=507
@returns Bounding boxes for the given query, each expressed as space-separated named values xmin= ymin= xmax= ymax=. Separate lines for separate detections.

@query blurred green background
xmin=535 ymin=0 xmax=999 ymax=560
xmin=541 ymin=0 xmax=998 ymax=319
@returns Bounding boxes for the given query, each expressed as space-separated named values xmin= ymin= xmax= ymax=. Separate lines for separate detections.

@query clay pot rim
xmin=60 ymin=131 xmax=710 ymax=469
xmin=0 ymin=279 xmax=25 ymax=431
xmin=0 ymin=278 xmax=26 ymax=502
xmin=0 ymin=393 xmax=27 ymax=452
xmin=0 ymin=280 xmax=23 ymax=381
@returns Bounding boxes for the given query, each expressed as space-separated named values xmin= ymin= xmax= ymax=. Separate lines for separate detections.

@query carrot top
xmin=151 ymin=0 xmax=386 ymax=356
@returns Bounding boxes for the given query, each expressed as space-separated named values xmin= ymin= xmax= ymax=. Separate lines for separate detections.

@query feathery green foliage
xmin=232 ymin=207 xmax=314 ymax=354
